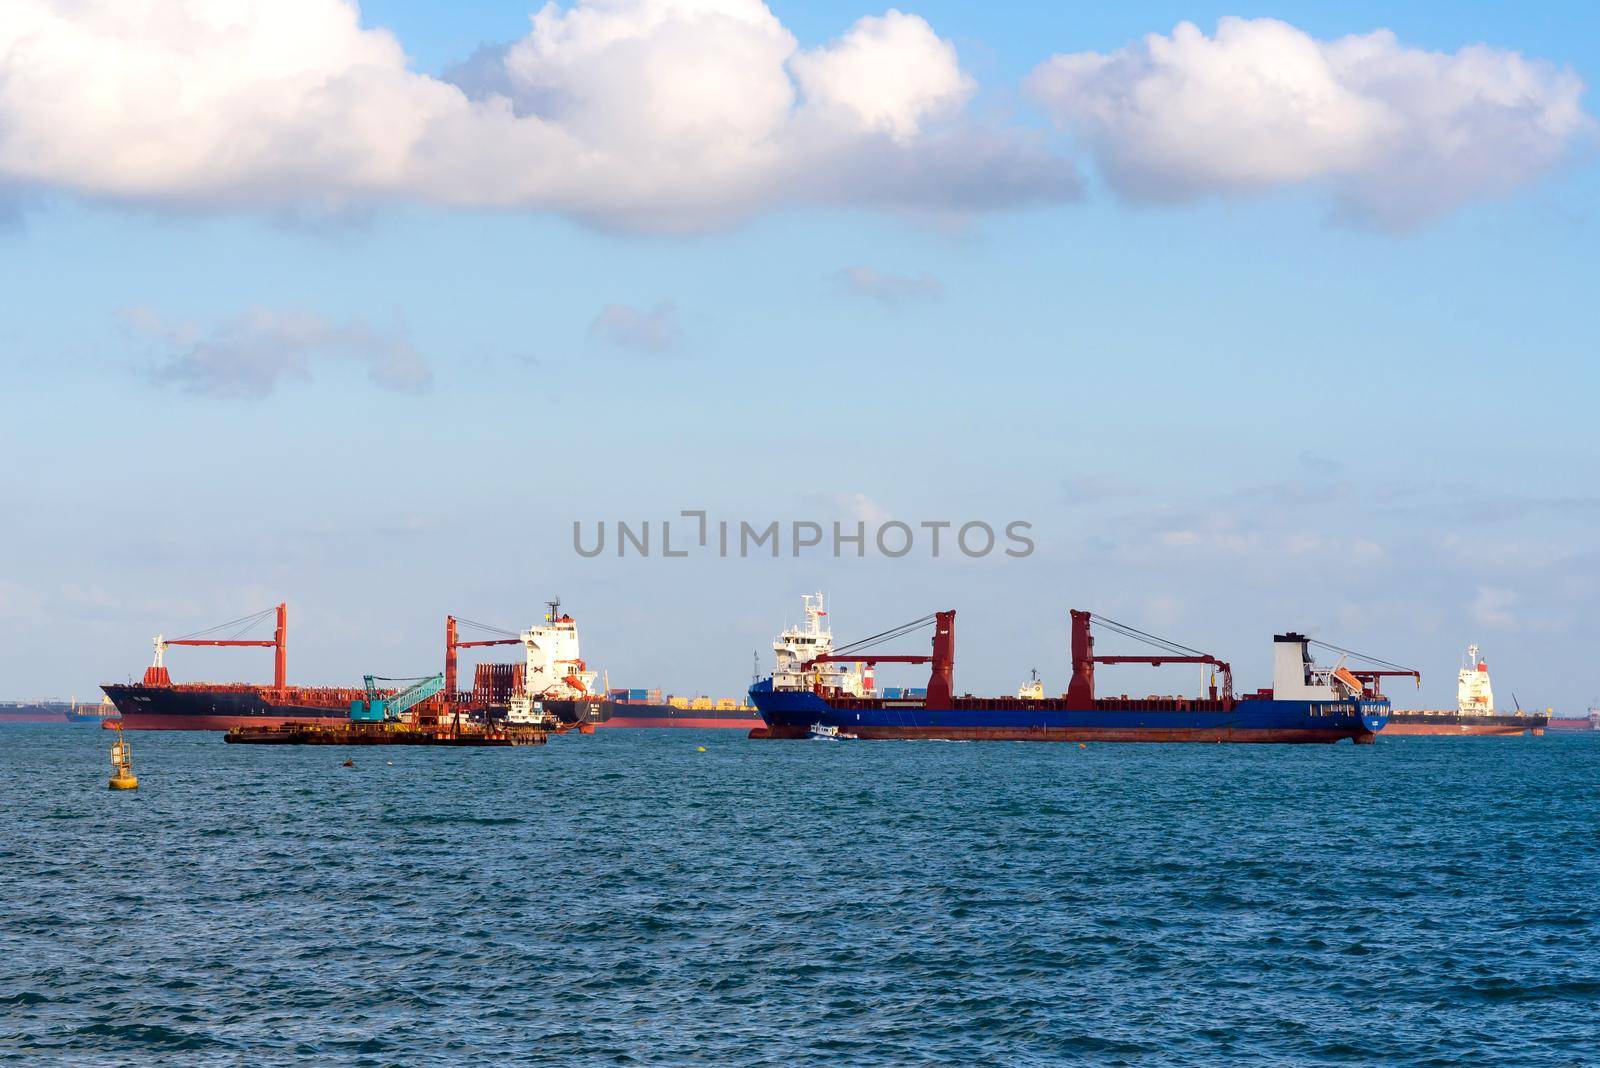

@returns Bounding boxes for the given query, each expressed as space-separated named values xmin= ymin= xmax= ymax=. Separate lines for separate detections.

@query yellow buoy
xmin=696 ymin=746 xmax=707 ymax=752
xmin=108 ymin=724 xmax=139 ymax=790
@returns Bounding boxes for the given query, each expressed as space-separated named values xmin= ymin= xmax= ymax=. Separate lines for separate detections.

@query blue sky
xmin=1 ymin=1 xmax=1596 ymax=710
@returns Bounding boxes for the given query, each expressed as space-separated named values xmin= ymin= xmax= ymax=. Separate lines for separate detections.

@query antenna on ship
xmin=546 ymin=597 xmax=561 ymax=623
xmin=752 ymin=650 xmax=760 ymax=684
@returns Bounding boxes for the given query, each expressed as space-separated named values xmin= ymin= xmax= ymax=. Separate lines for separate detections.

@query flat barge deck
xmin=224 ymin=722 xmax=548 ymax=746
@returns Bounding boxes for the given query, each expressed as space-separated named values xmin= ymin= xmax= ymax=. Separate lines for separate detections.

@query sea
xmin=2 ymin=726 xmax=1597 ymax=1066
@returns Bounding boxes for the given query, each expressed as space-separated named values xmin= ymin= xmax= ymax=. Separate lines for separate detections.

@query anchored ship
xmin=101 ymin=600 xmax=756 ymax=730
xmin=1382 ymin=644 xmax=1547 ymax=736
xmin=0 ymin=701 xmax=75 ymax=724
xmin=1548 ymin=702 xmax=1600 ymax=732
xmin=489 ymin=600 xmax=759 ymax=728
xmin=101 ymin=604 xmax=367 ymax=729
xmin=748 ymin=595 xmax=1391 ymax=743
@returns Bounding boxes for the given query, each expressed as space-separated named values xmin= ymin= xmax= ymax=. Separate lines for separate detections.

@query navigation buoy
xmin=696 ymin=746 xmax=707 ymax=753
xmin=1078 ymin=743 xmax=1087 ymax=750
xmin=342 ymin=758 xmax=354 ymax=768
xmin=108 ymin=724 xmax=138 ymax=790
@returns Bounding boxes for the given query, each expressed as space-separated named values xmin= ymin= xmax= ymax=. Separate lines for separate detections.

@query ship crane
xmin=1306 ymin=638 xmax=1419 ymax=698
xmin=147 ymin=603 xmax=287 ymax=689
xmin=445 ymin=616 xmax=522 ymax=696
xmin=802 ymin=611 xmax=956 ymax=706
xmin=1067 ymin=610 xmax=1233 ymax=708
xmin=354 ymin=673 xmax=445 ymax=722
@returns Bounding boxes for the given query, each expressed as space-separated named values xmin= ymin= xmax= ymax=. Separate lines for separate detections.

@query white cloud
xmin=835 ymin=265 xmax=943 ymax=308
xmin=1470 ymin=586 xmax=1517 ymax=628
xmin=0 ymin=0 xmax=1076 ymax=231
xmin=1026 ymin=17 xmax=1593 ymax=227
xmin=123 ymin=306 xmax=431 ymax=398
xmin=832 ymin=492 xmax=891 ymax=526
xmin=588 ymin=301 xmax=681 ymax=352
xmin=790 ymin=10 xmax=973 ymax=143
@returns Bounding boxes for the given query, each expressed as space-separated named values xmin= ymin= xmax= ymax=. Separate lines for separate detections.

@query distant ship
xmin=65 ymin=696 xmax=120 ymax=723
xmin=1547 ymin=702 xmax=1600 ymax=733
xmin=0 ymin=701 xmax=73 ymax=724
xmin=749 ymin=594 xmax=1391 ymax=743
xmin=1382 ymin=644 xmax=1546 ymax=736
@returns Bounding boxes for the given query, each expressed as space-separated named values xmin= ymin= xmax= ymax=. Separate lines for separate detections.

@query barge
xmin=225 ymin=722 xmax=548 ymax=746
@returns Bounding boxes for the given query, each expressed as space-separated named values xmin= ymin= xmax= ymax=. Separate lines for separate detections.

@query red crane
xmin=802 ymin=610 xmax=956 ymax=706
xmin=445 ymin=616 xmax=521 ymax=695
xmin=1067 ymin=609 xmax=1233 ymax=710
xmin=1344 ymin=669 xmax=1421 ymax=697
xmin=148 ymin=603 xmax=287 ymax=688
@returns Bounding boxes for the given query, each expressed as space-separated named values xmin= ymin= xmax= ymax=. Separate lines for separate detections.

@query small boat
xmin=806 ymin=723 xmax=845 ymax=740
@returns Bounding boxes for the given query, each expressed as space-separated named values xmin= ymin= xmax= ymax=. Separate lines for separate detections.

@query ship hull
xmin=597 ymin=701 xmax=761 ymax=729
xmin=102 ymin=684 xmax=347 ymax=730
xmin=543 ymin=698 xmax=761 ymax=729
xmin=1382 ymin=712 xmax=1546 ymax=736
xmin=748 ymin=683 xmax=1388 ymax=743
xmin=0 ymin=702 xmax=81 ymax=724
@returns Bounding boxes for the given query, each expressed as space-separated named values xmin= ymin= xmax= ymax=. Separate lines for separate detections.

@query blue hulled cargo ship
xmin=748 ymin=597 xmax=1390 ymax=744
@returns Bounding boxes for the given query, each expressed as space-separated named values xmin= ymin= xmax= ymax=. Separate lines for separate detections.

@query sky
xmin=1 ymin=0 xmax=1597 ymax=712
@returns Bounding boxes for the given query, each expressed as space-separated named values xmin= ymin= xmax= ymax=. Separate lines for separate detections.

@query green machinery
xmin=349 ymin=673 xmax=445 ymax=723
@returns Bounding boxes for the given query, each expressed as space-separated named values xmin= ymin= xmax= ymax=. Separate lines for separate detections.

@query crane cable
xmin=455 ymin=616 xmax=519 ymax=638
xmin=170 ymin=606 xmax=277 ymax=643
xmin=1307 ymin=638 xmax=1415 ymax=673
xmin=1091 ymin=614 xmax=1211 ymax=659
xmin=832 ymin=614 xmax=937 ymax=657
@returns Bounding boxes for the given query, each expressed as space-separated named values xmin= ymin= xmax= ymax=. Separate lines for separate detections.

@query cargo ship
xmin=0 ymin=701 xmax=74 ymax=724
xmin=66 ymin=696 xmax=120 ymax=724
xmin=748 ymin=595 xmax=1391 ymax=743
xmin=583 ymin=690 xmax=760 ymax=729
xmin=1382 ymin=644 xmax=1547 ymax=735
xmin=101 ymin=600 xmax=758 ymax=730
xmin=1547 ymin=703 xmax=1600 ymax=732
xmin=448 ymin=603 xmax=758 ymax=728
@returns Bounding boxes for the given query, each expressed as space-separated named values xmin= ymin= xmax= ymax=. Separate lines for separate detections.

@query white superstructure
xmin=1457 ymin=644 xmax=1495 ymax=714
xmin=506 ymin=599 xmax=597 ymax=725
xmin=1271 ymin=632 xmax=1364 ymax=700
xmin=771 ymin=593 xmax=870 ymax=696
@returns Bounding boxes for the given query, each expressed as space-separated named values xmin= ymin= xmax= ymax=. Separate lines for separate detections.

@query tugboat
xmin=1383 ymin=644 xmax=1547 ymax=735
xmin=749 ymin=597 xmax=1392 ymax=744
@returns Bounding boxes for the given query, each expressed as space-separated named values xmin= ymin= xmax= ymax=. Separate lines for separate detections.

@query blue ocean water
xmin=2 ymin=727 xmax=1597 ymax=1066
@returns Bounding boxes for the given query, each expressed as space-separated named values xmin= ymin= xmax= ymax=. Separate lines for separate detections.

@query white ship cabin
xmin=772 ymin=593 xmax=870 ymax=696
xmin=1457 ymin=645 xmax=1494 ymax=714
xmin=519 ymin=601 xmax=597 ymax=700
xmin=1271 ymin=633 xmax=1363 ymax=701
xmin=1017 ymin=669 xmax=1045 ymax=701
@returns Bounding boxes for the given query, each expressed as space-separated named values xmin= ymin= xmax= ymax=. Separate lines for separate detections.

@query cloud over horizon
xmin=835 ymin=266 xmax=944 ymax=308
xmin=123 ymin=306 xmax=431 ymax=399
xmin=588 ymin=301 xmax=682 ymax=353
xmin=1026 ymin=17 xmax=1594 ymax=228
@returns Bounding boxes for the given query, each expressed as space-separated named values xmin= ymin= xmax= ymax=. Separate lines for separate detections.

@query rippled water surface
xmin=2 ymin=727 xmax=1598 ymax=1065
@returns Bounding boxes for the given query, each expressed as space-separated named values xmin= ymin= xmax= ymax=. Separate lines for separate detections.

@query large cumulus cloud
xmin=0 ymin=0 xmax=1076 ymax=230
xmin=0 ymin=6 xmax=1589 ymax=231
xmin=1026 ymin=17 xmax=1593 ymax=228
